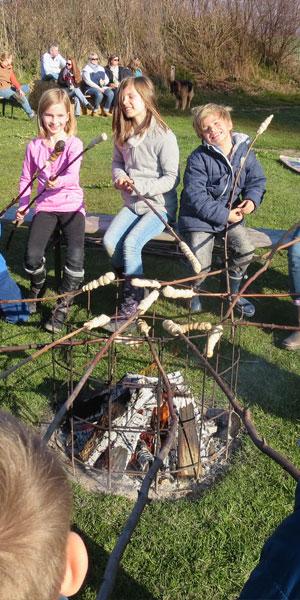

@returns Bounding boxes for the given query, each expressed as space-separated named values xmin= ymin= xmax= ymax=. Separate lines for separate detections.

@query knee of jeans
xmin=103 ymin=233 xmax=115 ymax=257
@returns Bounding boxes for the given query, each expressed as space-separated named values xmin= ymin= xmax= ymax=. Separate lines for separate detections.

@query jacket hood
xmin=204 ymin=131 xmax=250 ymax=156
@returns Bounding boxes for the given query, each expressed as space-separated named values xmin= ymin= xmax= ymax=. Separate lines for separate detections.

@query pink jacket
xmin=19 ymin=136 xmax=85 ymax=215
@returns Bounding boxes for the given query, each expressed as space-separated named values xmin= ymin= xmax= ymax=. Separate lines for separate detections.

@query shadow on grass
xmin=73 ymin=527 xmax=158 ymax=600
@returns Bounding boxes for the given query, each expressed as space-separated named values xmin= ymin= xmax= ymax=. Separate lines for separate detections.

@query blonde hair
xmin=112 ymin=76 xmax=168 ymax=146
xmin=192 ymin=103 xmax=233 ymax=138
xmin=37 ymin=88 xmax=77 ymax=137
xmin=0 ymin=410 xmax=72 ymax=600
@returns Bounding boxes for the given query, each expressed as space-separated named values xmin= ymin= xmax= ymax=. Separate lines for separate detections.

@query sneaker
xmin=28 ymin=111 xmax=36 ymax=120
xmin=229 ymin=296 xmax=255 ymax=318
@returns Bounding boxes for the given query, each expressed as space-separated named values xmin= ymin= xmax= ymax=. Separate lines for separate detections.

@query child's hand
xmin=238 ymin=199 xmax=255 ymax=214
xmin=228 ymin=208 xmax=243 ymax=223
xmin=114 ymin=177 xmax=134 ymax=192
xmin=46 ymin=178 xmax=58 ymax=189
xmin=16 ymin=209 xmax=25 ymax=222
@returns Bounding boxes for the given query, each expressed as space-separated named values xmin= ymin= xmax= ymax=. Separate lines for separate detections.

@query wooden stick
xmin=131 ymin=184 xmax=201 ymax=273
xmin=0 ymin=140 xmax=66 ymax=218
xmin=6 ymin=133 xmax=108 ymax=250
xmin=163 ymin=321 xmax=300 ymax=481
xmin=97 ymin=330 xmax=177 ymax=600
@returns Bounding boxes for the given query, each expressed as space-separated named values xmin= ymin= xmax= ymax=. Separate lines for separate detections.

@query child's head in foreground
xmin=0 ymin=410 xmax=88 ymax=600
xmin=192 ymin=103 xmax=233 ymax=144
xmin=37 ymin=88 xmax=77 ymax=139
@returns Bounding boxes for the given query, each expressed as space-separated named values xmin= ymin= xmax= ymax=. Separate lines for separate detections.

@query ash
xmin=54 ymin=371 xmax=241 ymax=500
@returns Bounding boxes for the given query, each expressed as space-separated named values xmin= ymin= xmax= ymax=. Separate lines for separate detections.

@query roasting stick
xmin=130 ymin=183 xmax=201 ymax=274
xmin=0 ymin=140 xmax=66 ymax=219
xmin=43 ymin=290 xmax=160 ymax=443
xmin=6 ymin=133 xmax=108 ymax=250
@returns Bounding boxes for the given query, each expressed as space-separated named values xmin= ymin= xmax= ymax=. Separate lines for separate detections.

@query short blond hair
xmin=192 ymin=103 xmax=233 ymax=138
xmin=0 ymin=410 xmax=72 ymax=600
xmin=37 ymin=88 xmax=77 ymax=137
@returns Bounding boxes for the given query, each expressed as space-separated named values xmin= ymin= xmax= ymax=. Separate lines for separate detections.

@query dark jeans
xmin=25 ymin=211 xmax=85 ymax=277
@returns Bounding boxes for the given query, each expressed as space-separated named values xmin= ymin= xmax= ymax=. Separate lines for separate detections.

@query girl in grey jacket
xmin=103 ymin=76 xmax=179 ymax=330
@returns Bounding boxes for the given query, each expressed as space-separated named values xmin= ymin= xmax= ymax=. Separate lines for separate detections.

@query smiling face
xmin=200 ymin=112 xmax=233 ymax=150
xmin=121 ymin=83 xmax=147 ymax=125
xmin=41 ymin=102 xmax=69 ymax=138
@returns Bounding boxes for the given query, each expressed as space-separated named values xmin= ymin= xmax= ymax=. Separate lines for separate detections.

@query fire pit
xmin=53 ymin=371 xmax=241 ymax=499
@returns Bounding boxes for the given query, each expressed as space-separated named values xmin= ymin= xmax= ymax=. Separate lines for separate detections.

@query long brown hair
xmin=37 ymin=88 xmax=77 ymax=137
xmin=112 ymin=76 xmax=168 ymax=146
xmin=67 ymin=57 xmax=81 ymax=86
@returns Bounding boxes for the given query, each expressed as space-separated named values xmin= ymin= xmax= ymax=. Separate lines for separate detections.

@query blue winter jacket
xmin=178 ymin=133 xmax=266 ymax=234
xmin=239 ymin=481 xmax=300 ymax=599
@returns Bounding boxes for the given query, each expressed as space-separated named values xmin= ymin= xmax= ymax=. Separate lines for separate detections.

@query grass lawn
xmin=0 ymin=86 xmax=300 ymax=600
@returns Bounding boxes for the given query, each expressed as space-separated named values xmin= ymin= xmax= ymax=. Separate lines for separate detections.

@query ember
xmin=54 ymin=372 xmax=241 ymax=499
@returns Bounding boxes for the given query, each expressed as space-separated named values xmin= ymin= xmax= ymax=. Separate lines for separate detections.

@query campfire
xmin=54 ymin=371 xmax=241 ymax=499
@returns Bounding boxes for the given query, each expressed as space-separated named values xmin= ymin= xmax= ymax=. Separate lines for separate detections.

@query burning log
xmin=177 ymin=402 xmax=201 ymax=478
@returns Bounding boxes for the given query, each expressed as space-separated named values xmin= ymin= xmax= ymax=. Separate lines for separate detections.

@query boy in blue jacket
xmin=0 ymin=223 xmax=29 ymax=323
xmin=179 ymin=104 xmax=266 ymax=317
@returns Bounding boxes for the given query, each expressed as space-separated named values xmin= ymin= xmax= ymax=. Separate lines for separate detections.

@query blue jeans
xmin=0 ymin=84 xmax=34 ymax=117
xmin=288 ymin=227 xmax=300 ymax=304
xmin=83 ymin=87 xmax=114 ymax=111
xmin=103 ymin=206 xmax=166 ymax=275
xmin=183 ymin=223 xmax=255 ymax=276
xmin=67 ymin=88 xmax=89 ymax=116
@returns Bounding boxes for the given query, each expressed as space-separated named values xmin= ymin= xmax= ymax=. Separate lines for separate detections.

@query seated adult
xmin=0 ymin=51 xmax=35 ymax=119
xmin=41 ymin=44 xmax=66 ymax=81
xmin=81 ymin=52 xmax=114 ymax=116
xmin=105 ymin=54 xmax=131 ymax=104
xmin=58 ymin=57 xmax=94 ymax=116
xmin=282 ymin=228 xmax=300 ymax=350
xmin=127 ymin=56 xmax=143 ymax=77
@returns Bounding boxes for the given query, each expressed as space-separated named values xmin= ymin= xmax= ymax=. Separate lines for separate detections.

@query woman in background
xmin=58 ymin=57 xmax=94 ymax=116
xmin=0 ymin=51 xmax=35 ymax=119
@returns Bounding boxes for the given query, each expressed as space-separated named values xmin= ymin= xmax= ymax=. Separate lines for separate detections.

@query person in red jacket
xmin=0 ymin=51 xmax=35 ymax=119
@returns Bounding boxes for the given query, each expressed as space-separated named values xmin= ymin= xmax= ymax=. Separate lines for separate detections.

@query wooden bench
xmin=1 ymin=207 xmax=290 ymax=284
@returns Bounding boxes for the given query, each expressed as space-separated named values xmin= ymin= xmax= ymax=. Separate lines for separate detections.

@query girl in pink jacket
xmin=16 ymin=89 xmax=85 ymax=333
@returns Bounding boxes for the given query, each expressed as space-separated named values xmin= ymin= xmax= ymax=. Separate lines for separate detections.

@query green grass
xmin=0 ymin=88 xmax=300 ymax=600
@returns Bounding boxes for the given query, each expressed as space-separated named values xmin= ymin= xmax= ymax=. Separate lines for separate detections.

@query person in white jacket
xmin=81 ymin=52 xmax=114 ymax=116
xmin=41 ymin=44 xmax=66 ymax=81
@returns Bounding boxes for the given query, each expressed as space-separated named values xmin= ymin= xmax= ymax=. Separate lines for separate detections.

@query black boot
xmin=282 ymin=305 xmax=300 ymax=350
xmin=103 ymin=275 xmax=144 ymax=333
xmin=44 ymin=268 xmax=83 ymax=334
xmin=227 ymin=271 xmax=255 ymax=318
xmin=26 ymin=262 xmax=46 ymax=314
